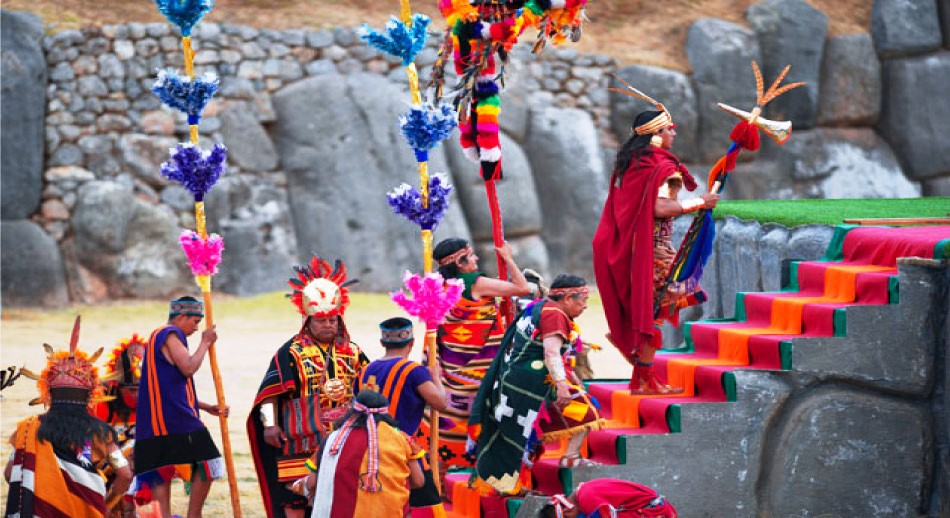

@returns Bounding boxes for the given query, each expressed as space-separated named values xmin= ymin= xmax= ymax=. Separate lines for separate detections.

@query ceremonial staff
xmin=360 ymin=0 xmax=458 ymax=493
xmin=152 ymin=1 xmax=241 ymax=514
xmin=663 ymin=62 xmax=803 ymax=318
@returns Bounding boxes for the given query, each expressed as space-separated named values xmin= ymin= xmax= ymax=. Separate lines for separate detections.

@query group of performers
xmin=4 ymin=98 xmax=701 ymax=518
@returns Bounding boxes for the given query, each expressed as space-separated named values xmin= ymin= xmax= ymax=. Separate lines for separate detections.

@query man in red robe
xmin=592 ymin=103 xmax=718 ymax=394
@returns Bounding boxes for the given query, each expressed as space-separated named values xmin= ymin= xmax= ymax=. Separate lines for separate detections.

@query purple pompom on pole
xmin=386 ymin=173 xmax=453 ymax=231
xmin=160 ymin=143 xmax=227 ymax=202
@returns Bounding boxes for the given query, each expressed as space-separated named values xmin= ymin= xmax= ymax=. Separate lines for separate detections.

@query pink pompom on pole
xmin=391 ymin=271 xmax=463 ymax=329
xmin=179 ymin=229 xmax=224 ymax=276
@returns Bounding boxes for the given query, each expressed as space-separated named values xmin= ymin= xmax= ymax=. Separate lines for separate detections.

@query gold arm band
xmin=108 ymin=449 xmax=129 ymax=470
xmin=680 ymin=198 xmax=705 ymax=213
xmin=544 ymin=356 xmax=567 ymax=382
xmin=260 ymin=402 xmax=277 ymax=428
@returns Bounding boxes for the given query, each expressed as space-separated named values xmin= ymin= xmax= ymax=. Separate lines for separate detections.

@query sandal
xmin=558 ymin=453 xmax=601 ymax=469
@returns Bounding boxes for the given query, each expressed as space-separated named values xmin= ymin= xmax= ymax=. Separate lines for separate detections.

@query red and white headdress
xmin=288 ymin=255 xmax=356 ymax=318
xmin=21 ymin=316 xmax=113 ymax=407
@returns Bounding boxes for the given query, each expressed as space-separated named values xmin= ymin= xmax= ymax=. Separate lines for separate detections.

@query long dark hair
xmin=38 ymin=391 xmax=117 ymax=453
xmin=433 ymin=238 xmax=472 ymax=279
xmin=612 ymin=110 xmax=663 ymax=184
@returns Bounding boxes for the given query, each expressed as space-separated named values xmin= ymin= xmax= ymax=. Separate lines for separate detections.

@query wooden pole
xmin=183 ymin=37 xmax=242 ymax=516
xmin=400 ymin=0 xmax=442 ymax=495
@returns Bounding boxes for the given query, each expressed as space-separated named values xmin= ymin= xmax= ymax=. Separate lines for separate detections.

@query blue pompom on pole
xmin=152 ymin=70 xmax=220 ymax=125
xmin=399 ymin=103 xmax=458 ymax=159
xmin=160 ymin=143 xmax=228 ymax=202
xmin=155 ymin=0 xmax=215 ymax=36
xmin=358 ymin=14 xmax=431 ymax=66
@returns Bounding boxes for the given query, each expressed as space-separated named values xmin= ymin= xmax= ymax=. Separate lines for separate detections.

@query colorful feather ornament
xmin=180 ymin=230 xmax=224 ymax=276
xmin=152 ymin=69 xmax=220 ymax=125
xmin=160 ymin=142 xmax=227 ymax=201
xmin=358 ymin=14 xmax=431 ymax=66
xmin=399 ymin=103 xmax=458 ymax=162
xmin=154 ymin=0 xmax=215 ymax=37
xmin=386 ymin=174 xmax=454 ymax=231
xmin=391 ymin=271 xmax=463 ymax=329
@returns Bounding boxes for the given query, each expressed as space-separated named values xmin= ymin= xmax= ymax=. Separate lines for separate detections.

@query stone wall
xmin=2 ymin=0 xmax=948 ymax=306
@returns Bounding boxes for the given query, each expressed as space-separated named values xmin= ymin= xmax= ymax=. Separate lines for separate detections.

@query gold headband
xmin=608 ymin=72 xmax=673 ymax=135
xmin=437 ymin=245 xmax=473 ymax=267
xmin=634 ymin=109 xmax=672 ymax=135
xmin=548 ymin=286 xmax=590 ymax=297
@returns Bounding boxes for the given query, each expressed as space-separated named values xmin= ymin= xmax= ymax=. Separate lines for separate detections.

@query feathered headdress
xmin=102 ymin=334 xmax=147 ymax=388
xmin=608 ymin=73 xmax=673 ymax=135
xmin=20 ymin=316 xmax=112 ymax=407
xmin=288 ymin=256 xmax=357 ymax=318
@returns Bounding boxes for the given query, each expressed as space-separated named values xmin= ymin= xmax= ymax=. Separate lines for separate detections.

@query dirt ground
xmin=0 ymin=293 xmax=630 ymax=515
xmin=4 ymin=0 xmax=871 ymax=71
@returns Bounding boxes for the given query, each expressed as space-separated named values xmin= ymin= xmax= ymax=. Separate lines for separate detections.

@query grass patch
xmin=712 ymin=197 xmax=950 ymax=227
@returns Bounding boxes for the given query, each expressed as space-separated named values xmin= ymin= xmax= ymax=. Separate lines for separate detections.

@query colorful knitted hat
xmin=380 ymin=317 xmax=414 ymax=347
xmin=20 ymin=316 xmax=113 ymax=407
xmin=288 ymin=255 xmax=356 ymax=318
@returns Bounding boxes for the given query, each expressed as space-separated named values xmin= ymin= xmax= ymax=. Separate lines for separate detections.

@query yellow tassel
xmin=422 ymin=230 xmax=433 ymax=274
xmin=189 ymin=125 xmax=199 ymax=145
xmin=195 ymin=201 xmax=207 ymax=238
xmin=196 ymin=275 xmax=211 ymax=293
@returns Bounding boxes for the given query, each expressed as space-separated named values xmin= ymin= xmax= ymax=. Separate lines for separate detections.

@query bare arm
xmin=408 ymin=457 xmax=425 ymax=489
xmin=542 ymin=336 xmax=571 ymax=407
xmin=164 ymin=326 xmax=216 ymax=378
xmin=417 ymin=380 xmax=448 ymax=412
xmin=655 ymin=193 xmax=719 ymax=219
xmin=471 ymin=243 xmax=531 ymax=299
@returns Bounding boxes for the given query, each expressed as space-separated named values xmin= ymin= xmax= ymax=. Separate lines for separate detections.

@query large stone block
xmin=608 ymin=65 xmax=699 ymax=162
xmin=70 ymin=181 xmax=192 ymax=300
xmin=872 ymin=0 xmax=942 ymax=58
xmin=746 ymin=0 xmax=828 ymax=129
xmin=687 ymin=19 xmax=762 ymax=162
xmin=774 ymin=128 xmax=919 ymax=198
xmin=523 ymin=106 xmax=605 ymax=277
xmin=118 ymin=133 xmax=178 ymax=187
xmin=271 ymin=74 xmax=470 ymax=290
xmin=764 ymin=390 xmax=931 ymax=517
xmin=759 ymin=224 xmax=789 ymax=292
xmin=787 ymin=224 xmax=834 ymax=262
xmin=203 ymin=173 xmax=298 ymax=295
xmin=1 ymin=220 xmax=69 ymax=307
xmin=716 ymin=217 xmax=744 ymax=318
xmin=878 ymin=53 xmax=950 ymax=180
xmin=218 ymin=103 xmax=278 ymax=172
xmin=1 ymin=11 xmax=47 ymax=220
xmin=817 ymin=34 xmax=882 ymax=126
xmin=444 ymin=132 xmax=541 ymax=242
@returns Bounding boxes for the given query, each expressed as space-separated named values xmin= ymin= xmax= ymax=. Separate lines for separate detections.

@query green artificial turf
xmin=712 ymin=197 xmax=950 ymax=227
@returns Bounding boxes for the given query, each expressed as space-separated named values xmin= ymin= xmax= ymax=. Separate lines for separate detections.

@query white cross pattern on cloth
xmin=517 ymin=409 xmax=539 ymax=438
xmin=494 ymin=394 xmax=515 ymax=422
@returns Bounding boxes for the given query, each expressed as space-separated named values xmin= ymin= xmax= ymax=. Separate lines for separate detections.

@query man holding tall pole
xmin=135 ymin=296 xmax=229 ymax=518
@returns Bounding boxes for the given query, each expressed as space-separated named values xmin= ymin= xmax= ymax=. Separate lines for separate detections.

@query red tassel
xmin=729 ymin=121 xmax=760 ymax=151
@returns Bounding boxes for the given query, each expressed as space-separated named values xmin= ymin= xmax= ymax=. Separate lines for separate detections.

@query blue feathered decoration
xmin=399 ymin=103 xmax=458 ymax=162
xmin=358 ymin=14 xmax=431 ymax=66
xmin=152 ymin=70 xmax=219 ymax=125
xmin=161 ymin=143 xmax=227 ymax=202
xmin=387 ymin=174 xmax=453 ymax=231
xmin=155 ymin=0 xmax=214 ymax=37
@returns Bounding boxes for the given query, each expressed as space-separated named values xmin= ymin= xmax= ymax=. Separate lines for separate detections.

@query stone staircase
xmin=443 ymin=225 xmax=950 ymax=517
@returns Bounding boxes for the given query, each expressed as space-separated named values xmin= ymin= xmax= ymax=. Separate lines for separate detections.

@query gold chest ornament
xmin=322 ymin=377 xmax=349 ymax=403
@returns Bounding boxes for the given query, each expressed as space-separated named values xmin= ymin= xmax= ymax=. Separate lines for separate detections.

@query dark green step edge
xmin=506 ymin=497 xmax=523 ymax=518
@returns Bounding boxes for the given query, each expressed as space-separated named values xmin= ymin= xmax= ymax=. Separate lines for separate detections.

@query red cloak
xmin=592 ymin=147 xmax=694 ymax=357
